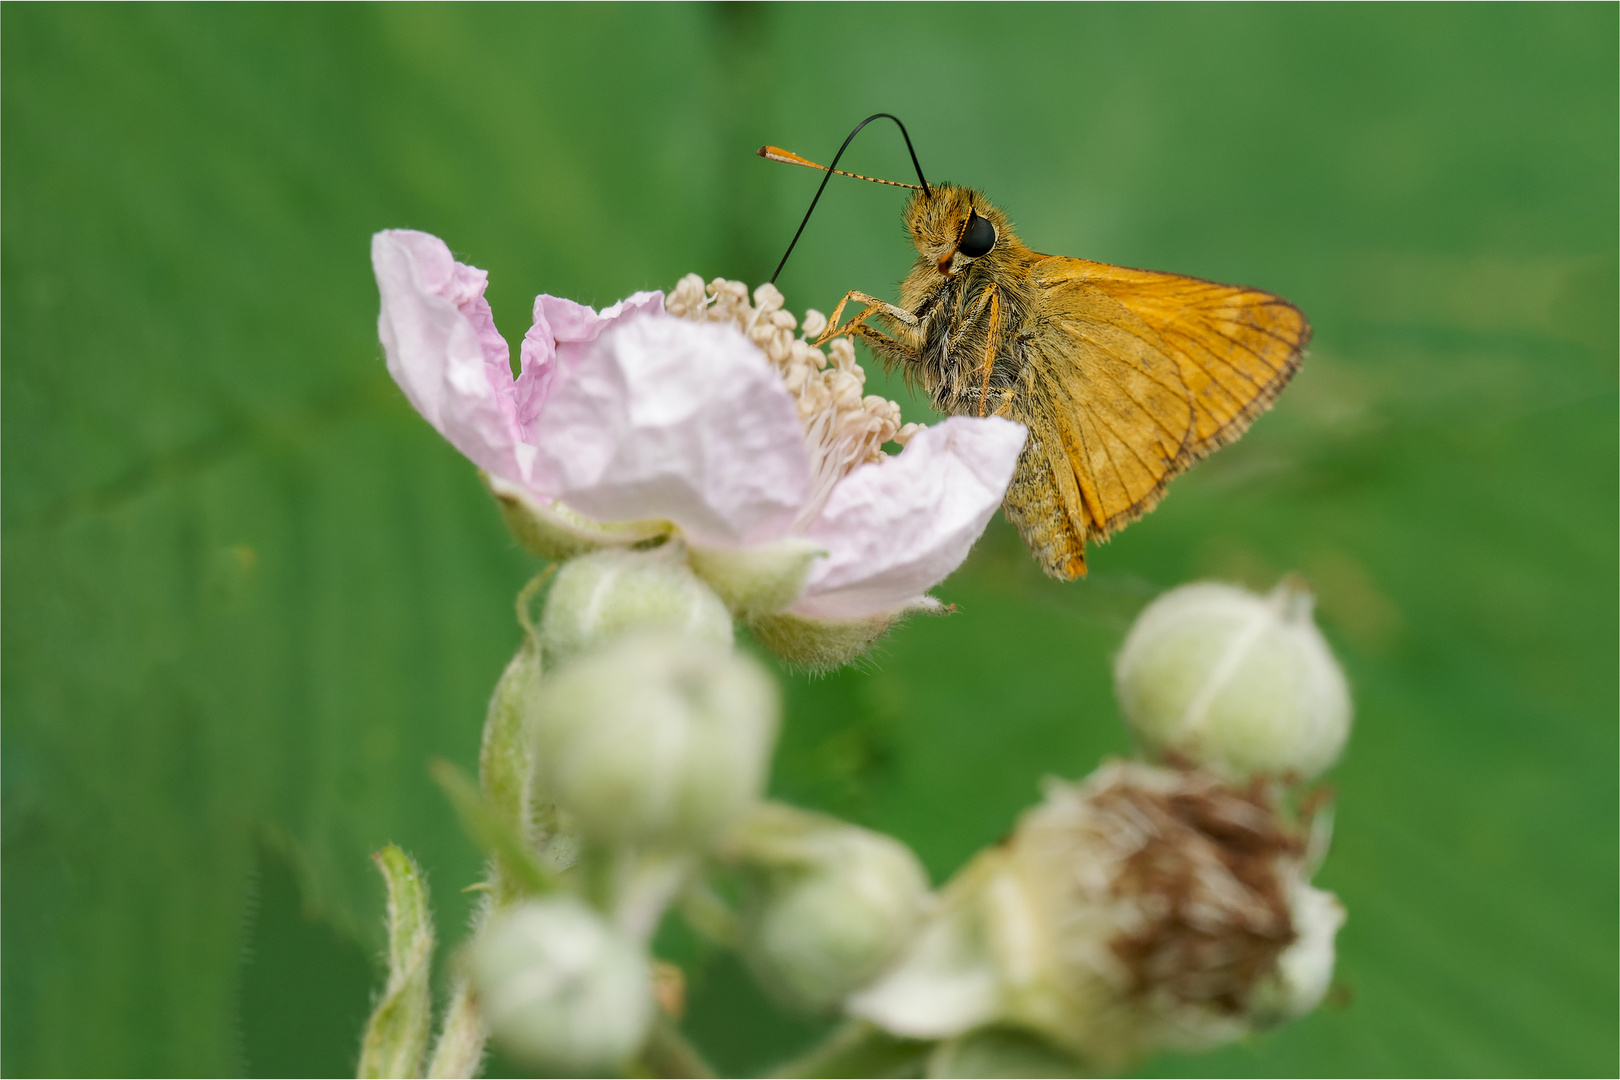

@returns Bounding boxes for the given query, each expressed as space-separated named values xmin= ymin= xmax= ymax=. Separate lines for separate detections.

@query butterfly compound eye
xmin=958 ymin=211 xmax=996 ymax=258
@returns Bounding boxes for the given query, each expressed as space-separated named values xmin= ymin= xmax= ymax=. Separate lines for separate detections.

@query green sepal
xmin=688 ymin=537 xmax=822 ymax=619
xmin=482 ymin=472 xmax=670 ymax=559
xmin=424 ymin=972 xmax=486 ymax=1080
xmin=430 ymin=758 xmax=554 ymax=901
xmin=357 ymin=846 xmax=436 ymax=1079
xmin=478 ymin=571 xmax=550 ymax=867
xmin=748 ymin=598 xmax=944 ymax=674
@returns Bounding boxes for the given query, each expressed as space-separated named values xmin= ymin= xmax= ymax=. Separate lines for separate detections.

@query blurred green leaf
xmin=3 ymin=4 xmax=1614 ymax=1077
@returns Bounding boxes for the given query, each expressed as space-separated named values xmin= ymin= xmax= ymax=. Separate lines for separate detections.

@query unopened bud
xmin=728 ymin=803 xmax=931 ymax=1011
xmin=470 ymin=895 xmax=653 ymax=1075
xmin=532 ymin=631 xmax=778 ymax=849
xmin=1115 ymin=580 xmax=1351 ymax=780
xmin=539 ymin=548 xmax=732 ymax=666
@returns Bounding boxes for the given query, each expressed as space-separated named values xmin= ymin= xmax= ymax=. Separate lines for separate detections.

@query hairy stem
xmin=770 ymin=1021 xmax=929 ymax=1079
xmin=639 ymin=1015 xmax=716 ymax=1079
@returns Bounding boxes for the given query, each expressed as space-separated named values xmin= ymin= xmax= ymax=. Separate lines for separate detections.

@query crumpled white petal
xmin=515 ymin=291 xmax=667 ymax=448
xmin=847 ymin=850 xmax=1008 ymax=1038
xmin=373 ymin=229 xmax=528 ymax=483
xmin=530 ymin=315 xmax=811 ymax=547
xmin=1254 ymin=879 xmax=1344 ymax=1023
xmin=792 ymin=417 xmax=1028 ymax=620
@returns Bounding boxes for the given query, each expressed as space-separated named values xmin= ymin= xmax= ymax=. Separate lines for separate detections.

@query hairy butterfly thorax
xmin=896 ymin=184 xmax=1039 ymax=421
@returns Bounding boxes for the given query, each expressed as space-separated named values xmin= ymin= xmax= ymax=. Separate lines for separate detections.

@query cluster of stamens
xmin=666 ymin=274 xmax=922 ymax=526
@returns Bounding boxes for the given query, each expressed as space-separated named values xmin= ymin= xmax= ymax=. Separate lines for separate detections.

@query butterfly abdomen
xmin=1002 ymin=428 xmax=1089 ymax=580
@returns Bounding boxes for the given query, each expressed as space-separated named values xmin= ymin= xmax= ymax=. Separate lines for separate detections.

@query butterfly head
xmin=903 ymin=184 xmax=1020 ymax=280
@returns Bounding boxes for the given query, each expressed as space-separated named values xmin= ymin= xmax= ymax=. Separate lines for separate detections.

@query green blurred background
xmin=4 ymin=4 xmax=1615 ymax=1076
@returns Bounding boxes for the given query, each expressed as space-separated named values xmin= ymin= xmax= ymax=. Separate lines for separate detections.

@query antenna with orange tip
xmin=757 ymin=145 xmax=924 ymax=190
xmin=763 ymin=113 xmax=931 ymax=284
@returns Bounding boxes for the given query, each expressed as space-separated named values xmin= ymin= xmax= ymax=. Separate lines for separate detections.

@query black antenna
xmin=766 ymin=113 xmax=930 ymax=284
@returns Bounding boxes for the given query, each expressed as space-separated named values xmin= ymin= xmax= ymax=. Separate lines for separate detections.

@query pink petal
xmin=375 ymin=231 xmax=808 ymax=545
xmin=529 ymin=316 xmax=811 ymax=547
xmin=515 ymin=291 xmax=665 ymax=437
xmin=793 ymin=417 xmax=1028 ymax=620
xmin=372 ymin=230 xmax=528 ymax=483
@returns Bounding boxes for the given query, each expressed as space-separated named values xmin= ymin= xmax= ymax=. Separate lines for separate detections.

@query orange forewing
xmin=1026 ymin=256 xmax=1309 ymax=537
xmin=1044 ymin=257 xmax=1310 ymax=453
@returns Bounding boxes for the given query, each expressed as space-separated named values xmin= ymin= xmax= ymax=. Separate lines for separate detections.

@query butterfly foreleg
xmin=814 ymin=291 xmax=918 ymax=343
xmin=841 ymin=321 xmax=922 ymax=367
xmin=812 ymin=289 xmax=922 ymax=365
xmin=942 ymin=282 xmax=1005 ymax=417
xmin=973 ymin=285 xmax=1002 ymax=417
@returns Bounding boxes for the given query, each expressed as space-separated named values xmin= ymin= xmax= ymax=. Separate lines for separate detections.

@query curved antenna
xmin=757 ymin=146 xmax=922 ymax=190
xmin=765 ymin=113 xmax=930 ymax=284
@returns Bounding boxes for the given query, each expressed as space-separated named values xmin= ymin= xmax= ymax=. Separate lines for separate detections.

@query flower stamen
xmin=666 ymin=274 xmax=924 ymax=529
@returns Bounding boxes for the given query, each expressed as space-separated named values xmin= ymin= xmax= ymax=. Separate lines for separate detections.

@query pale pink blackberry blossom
xmin=371 ymin=232 xmax=1026 ymax=645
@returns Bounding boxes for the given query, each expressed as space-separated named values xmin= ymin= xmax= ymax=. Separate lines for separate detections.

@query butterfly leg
xmin=814 ymin=290 xmax=918 ymax=345
xmin=972 ymin=285 xmax=1001 ymax=417
xmin=945 ymin=283 xmax=1005 ymax=417
xmin=841 ymin=321 xmax=922 ymax=368
xmin=814 ymin=290 xmax=922 ymax=366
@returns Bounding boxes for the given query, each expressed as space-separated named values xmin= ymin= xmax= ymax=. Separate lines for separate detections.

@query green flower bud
xmin=532 ymin=631 xmax=778 ymax=849
xmin=728 ymin=803 xmax=931 ymax=1011
xmin=539 ymin=548 xmax=732 ymax=666
xmin=470 ymin=895 xmax=653 ymax=1075
xmin=1114 ymin=580 xmax=1351 ymax=780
